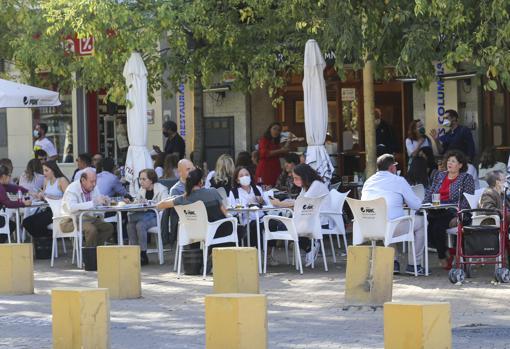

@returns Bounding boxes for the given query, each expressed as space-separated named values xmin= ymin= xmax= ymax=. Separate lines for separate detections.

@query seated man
xmin=361 ymin=154 xmax=425 ymax=275
xmin=72 ymin=153 xmax=96 ymax=182
xmin=60 ymin=169 xmax=113 ymax=247
xmin=275 ymin=153 xmax=301 ymax=195
xmin=96 ymin=158 xmax=127 ymax=197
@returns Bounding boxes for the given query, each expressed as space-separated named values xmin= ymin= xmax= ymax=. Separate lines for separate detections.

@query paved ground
xmin=1 ymin=248 xmax=510 ymax=348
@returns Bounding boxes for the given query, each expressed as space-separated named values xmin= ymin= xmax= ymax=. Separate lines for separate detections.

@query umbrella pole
xmin=363 ymin=60 xmax=376 ymax=177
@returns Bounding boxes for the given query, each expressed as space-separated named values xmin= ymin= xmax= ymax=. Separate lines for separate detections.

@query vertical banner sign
xmin=435 ymin=63 xmax=446 ymax=137
xmin=178 ymin=83 xmax=186 ymax=137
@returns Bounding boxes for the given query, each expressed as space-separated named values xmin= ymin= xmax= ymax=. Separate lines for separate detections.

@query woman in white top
xmin=18 ymin=158 xmax=45 ymax=193
xmin=405 ymin=120 xmax=432 ymax=158
xmin=269 ymin=163 xmax=329 ymax=266
xmin=22 ymin=161 xmax=69 ymax=238
xmin=479 ymin=146 xmax=507 ymax=180
xmin=126 ymin=169 xmax=169 ymax=265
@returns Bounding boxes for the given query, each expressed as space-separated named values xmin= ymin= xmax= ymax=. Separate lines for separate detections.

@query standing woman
xmin=23 ymin=161 xmax=69 ymax=238
xmin=255 ymin=122 xmax=290 ymax=186
xmin=126 ymin=169 xmax=169 ymax=265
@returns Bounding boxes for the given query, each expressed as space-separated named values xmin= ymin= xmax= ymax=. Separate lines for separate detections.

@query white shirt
xmin=155 ymin=167 xmax=163 ymax=178
xmin=405 ymin=137 xmax=431 ymax=157
xmin=73 ymin=167 xmax=96 ymax=182
xmin=18 ymin=173 xmax=45 ymax=193
xmin=361 ymin=171 xmax=421 ymax=220
xmin=228 ymin=185 xmax=266 ymax=223
xmin=204 ymin=171 xmax=215 ymax=188
xmin=34 ymin=137 xmax=57 ymax=157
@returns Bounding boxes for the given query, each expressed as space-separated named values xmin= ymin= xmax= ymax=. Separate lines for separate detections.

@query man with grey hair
xmin=361 ymin=154 xmax=426 ymax=275
xmin=480 ymin=170 xmax=506 ymax=212
xmin=61 ymin=169 xmax=113 ymax=247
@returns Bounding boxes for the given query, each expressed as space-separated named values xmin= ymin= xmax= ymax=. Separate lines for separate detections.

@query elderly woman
xmin=424 ymin=150 xmax=475 ymax=269
xmin=127 ymin=169 xmax=169 ymax=265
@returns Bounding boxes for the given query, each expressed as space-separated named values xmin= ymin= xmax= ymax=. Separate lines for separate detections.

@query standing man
xmin=160 ymin=159 xmax=195 ymax=244
xmin=361 ymin=154 xmax=425 ymax=275
xmin=33 ymin=123 xmax=58 ymax=161
xmin=153 ymin=120 xmax=185 ymax=160
xmin=430 ymin=109 xmax=475 ymax=161
xmin=60 ymin=169 xmax=113 ymax=247
xmin=375 ymin=108 xmax=398 ymax=156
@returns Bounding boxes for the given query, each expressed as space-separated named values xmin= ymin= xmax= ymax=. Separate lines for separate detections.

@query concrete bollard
xmin=212 ymin=247 xmax=259 ymax=294
xmin=205 ymin=293 xmax=267 ymax=349
xmin=384 ymin=302 xmax=451 ymax=349
xmin=344 ymin=245 xmax=394 ymax=307
xmin=0 ymin=243 xmax=34 ymax=294
xmin=52 ymin=287 xmax=110 ymax=349
xmin=97 ymin=246 xmax=141 ymax=299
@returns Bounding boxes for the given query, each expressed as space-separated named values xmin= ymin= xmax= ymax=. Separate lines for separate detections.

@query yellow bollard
xmin=344 ymin=245 xmax=394 ymax=307
xmin=212 ymin=247 xmax=259 ymax=294
xmin=205 ymin=293 xmax=267 ymax=349
xmin=384 ymin=302 xmax=451 ymax=349
xmin=97 ymin=246 xmax=141 ymax=299
xmin=0 ymin=243 xmax=34 ymax=294
xmin=52 ymin=287 xmax=110 ymax=349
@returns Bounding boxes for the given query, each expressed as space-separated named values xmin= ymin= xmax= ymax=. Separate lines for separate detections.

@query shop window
xmin=33 ymin=93 xmax=73 ymax=163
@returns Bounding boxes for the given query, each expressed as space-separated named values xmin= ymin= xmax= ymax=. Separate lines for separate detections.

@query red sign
xmin=62 ymin=35 xmax=94 ymax=56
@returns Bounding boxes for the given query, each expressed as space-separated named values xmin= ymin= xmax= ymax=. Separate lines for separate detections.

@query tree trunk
xmin=193 ymin=78 xmax=205 ymax=168
xmin=363 ymin=60 xmax=376 ymax=177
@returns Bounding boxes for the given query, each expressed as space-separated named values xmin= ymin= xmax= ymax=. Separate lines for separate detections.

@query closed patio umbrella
xmin=123 ymin=52 xmax=153 ymax=194
xmin=0 ymin=78 xmax=60 ymax=108
xmin=302 ymin=39 xmax=334 ymax=183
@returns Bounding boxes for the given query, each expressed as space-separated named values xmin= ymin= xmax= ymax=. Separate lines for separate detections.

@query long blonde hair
xmin=213 ymin=154 xmax=235 ymax=184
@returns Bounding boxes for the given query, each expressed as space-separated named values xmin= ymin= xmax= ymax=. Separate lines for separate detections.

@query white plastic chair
xmin=0 ymin=210 xmax=11 ymax=243
xmin=147 ymin=210 xmax=165 ymax=265
xmin=346 ymin=197 xmax=418 ymax=276
xmin=174 ymin=201 xmax=238 ymax=279
xmin=45 ymin=198 xmax=81 ymax=268
xmin=262 ymin=196 xmax=327 ymax=274
xmin=464 ymin=192 xmax=482 ymax=210
xmin=320 ymin=189 xmax=350 ymax=262
xmin=329 ymin=181 xmax=341 ymax=191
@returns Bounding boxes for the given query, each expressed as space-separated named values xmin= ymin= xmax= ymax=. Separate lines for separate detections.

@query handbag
xmin=462 ymin=225 xmax=500 ymax=256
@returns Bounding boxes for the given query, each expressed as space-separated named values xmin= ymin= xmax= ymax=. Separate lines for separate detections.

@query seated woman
xmin=153 ymin=153 xmax=166 ymax=178
xmin=235 ymin=151 xmax=256 ymax=177
xmin=269 ymin=163 xmax=329 ymax=266
xmin=0 ymin=164 xmax=31 ymax=242
xmin=18 ymin=158 xmax=44 ymax=193
xmin=157 ymin=168 xmax=238 ymax=248
xmin=162 ymin=153 xmax=179 ymax=179
xmin=205 ymin=154 xmax=235 ymax=194
xmin=127 ymin=169 xmax=169 ymax=265
xmin=23 ymin=161 xmax=69 ymax=239
xmin=424 ymin=150 xmax=475 ymax=269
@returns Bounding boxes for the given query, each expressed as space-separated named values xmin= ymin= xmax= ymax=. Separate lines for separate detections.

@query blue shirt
xmin=439 ymin=125 xmax=475 ymax=160
xmin=96 ymin=171 xmax=127 ymax=197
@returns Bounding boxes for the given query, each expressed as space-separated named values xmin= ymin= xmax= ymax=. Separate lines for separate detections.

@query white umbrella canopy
xmin=0 ymin=78 xmax=60 ymax=108
xmin=302 ymin=39 xmax=334 ymax=184
xmin=122 ymin=52 xmax=153 ymax=194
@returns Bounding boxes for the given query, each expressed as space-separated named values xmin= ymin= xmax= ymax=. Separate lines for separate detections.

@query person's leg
xmin=136 ymin=212 xmax=157 ymax=252
xmin=428 ymin=212 xmax=453 ymax=260
xmin=82 ymin=222 xmax=99 ymax=247
xmin=408 ymin=215 xmax=425 ymax=266
xmin=160 ymin=208 xmax=171 ymax=244
xmin=127 ymin=212 xmax=144 ymax=246
xmin=93 ymin=221 xmax=114 ymax=247
xmin=23 ymin=210 xmax=53 ymax=238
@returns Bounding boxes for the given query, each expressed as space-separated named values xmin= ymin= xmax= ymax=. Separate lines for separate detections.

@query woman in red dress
xmin=255 ymin=122 xmax=290 ymax=186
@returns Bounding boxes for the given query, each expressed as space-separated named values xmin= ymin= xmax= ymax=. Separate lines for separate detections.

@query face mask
xmin=442 ymin=119 xmax=451 ymax=127
xmin=33 ymin=130 xmax=40 ymax=138
xmin=162 ymin=131 xmax=169 ymax=137
xmin=375 ymin=118 xmax=381 ymax=126
xmin=418 ymin=127 xmax=426 ymax=135
xmin=239 ymin=176 xmax=251 ymax=186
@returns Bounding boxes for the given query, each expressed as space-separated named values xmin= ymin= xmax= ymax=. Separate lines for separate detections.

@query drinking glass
xmin=432 ymin=193 xmax=440 ymax=206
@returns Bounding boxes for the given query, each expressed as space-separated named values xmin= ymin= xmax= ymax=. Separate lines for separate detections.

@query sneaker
xmin=393 ymin=260 xmax=400 ymax=274
xmin=140 ymin=251 xmax=149 ymax=266
xmin=405 ymin=264 xmax=427 ymax=276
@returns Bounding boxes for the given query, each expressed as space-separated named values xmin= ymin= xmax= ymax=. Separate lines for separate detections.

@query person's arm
xmin=157 ymin=197 xmax=177 ymax=210
xmin=429 ymin=129 xmax=444 ymax=154
xmin=58 ymin=178 xmax=69 ymax=193
xmin=113 ymin=178 xmax=127 ymax=196
xmin=0 ymin=186 xmax=25 ymax=208
xmin=270 ymin=197 xmax=294 ymax=208
xmin=3 ymin=183 xmax=28 ymax=195
xmin=401 ymin=180 xmax=422 ymax=210
xmin=63 ymin=191 xmax=94 ymax=213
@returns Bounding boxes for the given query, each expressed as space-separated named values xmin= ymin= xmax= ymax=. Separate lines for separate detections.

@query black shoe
xmin=140 ymin=251 xmax=149 ymax=266
xmin=393 ymin=260 xmax=400 ymax=275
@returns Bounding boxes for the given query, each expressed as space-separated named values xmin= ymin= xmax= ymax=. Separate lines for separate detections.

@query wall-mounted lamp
xmin=436 ymin=72 xmax=477 ymax=80
xmin=203 ymin=85 xmax=231 ymax=93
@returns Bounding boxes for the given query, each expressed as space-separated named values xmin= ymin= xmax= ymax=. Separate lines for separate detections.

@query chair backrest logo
xmin=360 ymin=207 xmax=375 ymax=214
xmin=302 ymin=204 xmax=314 ymax=210
xmin=184 ymin=209 xmax=196 ymax=216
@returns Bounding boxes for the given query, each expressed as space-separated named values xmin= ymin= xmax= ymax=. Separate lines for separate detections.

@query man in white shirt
xmin=33 ymin=123 xmax=58 ymax=161
xmin=361 ymin=154 xmax=426 ymax=275
xmin=60 ymin=169 xmax=113 ymax=247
